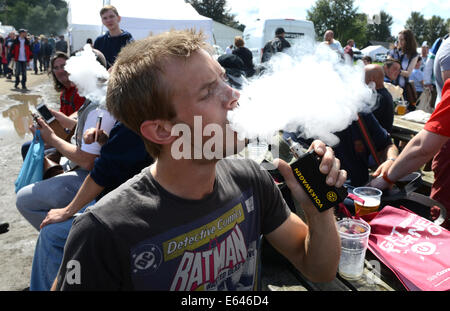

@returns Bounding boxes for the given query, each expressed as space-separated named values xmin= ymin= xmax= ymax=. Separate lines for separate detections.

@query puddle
xmin=0 ymin=81 xmax=60 ymax=142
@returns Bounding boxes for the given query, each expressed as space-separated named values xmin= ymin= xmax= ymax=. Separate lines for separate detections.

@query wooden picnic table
xmin=393 ymin=115 xmax=425 ymax=135
xmin=391 ymin=115 xmax=435 ymax=188
xmin=261 ymin=250 xmax=405 ymax=291
xmin=391 ymin=115 xmax=425 ymax=146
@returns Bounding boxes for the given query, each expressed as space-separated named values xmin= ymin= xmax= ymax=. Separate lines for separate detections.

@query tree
xmin=366 ymin=10 xmax=393 ymax=42
xmin=185 ymin=0 xmax=245 ymax=31
xmin=0 ymin=0 xmax=67 ymax=35
xmin=306 ymin=0 xmax=367 ymax=47
xmin=424 ymin=16 xmax=448 ymax=45
xmin=26 ymin=6 xmax=47 ymax=36
xmin=405 ymin=12 xmax=427 ymax=44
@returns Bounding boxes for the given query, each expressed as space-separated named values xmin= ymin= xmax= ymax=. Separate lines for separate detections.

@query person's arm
xmin=371 ymin=143 xmax=399 ymax=179
xmin=266 ymin=141 xmax=347 ymax=282
xmin=40 ymin=174 xmax=104 ymax=228
xmin=50 ymin=278 xmax=58 ymax=291
xmin=50 ymin=108 xmax=77 ymax=130
xmin=401 ymin=55 xmax=419 ymax=78
xmin=370 ymin=129 xmax=448 ymax=189
xmin=423 ymin=57 xmax=435 ymax=86
xmin=33 ymin=117 xmax=97 ymax=170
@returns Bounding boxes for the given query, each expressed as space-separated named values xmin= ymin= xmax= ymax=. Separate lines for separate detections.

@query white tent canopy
xmin=361 ymin=45 xmax=389 ymax=60
xmin=115 ymin=0 xmax=213 ymax=41
xmin=67 ymin=0 xmax=213 ymax=52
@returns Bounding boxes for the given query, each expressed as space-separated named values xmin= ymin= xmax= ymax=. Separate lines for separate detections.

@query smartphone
xmin=36 ymin=103 xmax=55 ymax=123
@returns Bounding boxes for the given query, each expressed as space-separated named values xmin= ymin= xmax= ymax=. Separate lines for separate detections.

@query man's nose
xmin=224 ymin=86 xmax=240 ymax=110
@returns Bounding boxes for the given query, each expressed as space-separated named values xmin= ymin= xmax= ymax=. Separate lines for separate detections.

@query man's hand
xmin=368 ymin=159 xmax=395 ymax=190
xmin=83 ymin=128 xmax=108 ymax=146
xmin=371 ymin=159 xmax=394 ymax=179
xmin=40 ymin=208 xmax=72 ymax=229
xmin=274 ymin=140 xmax=347 ymax=212
xmin=30 ymin=117 xmax=57 ymax=145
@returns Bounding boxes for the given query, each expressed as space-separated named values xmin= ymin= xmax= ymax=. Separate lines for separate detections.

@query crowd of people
xmin=0 ymin=30 xmax=69 ymax=90
xmin=7 ymin=4 xmax=450 ymax=291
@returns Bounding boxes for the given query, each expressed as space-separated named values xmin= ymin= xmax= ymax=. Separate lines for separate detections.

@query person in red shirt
xmin=20 ymin=52 xmax=87 ymax=160
xmin=370 ymin=79 xmax=450 ymax=228
xmin=344 ymin=39 xmax=354 ymax=60
xmin=11 ymin=29 xmax=32 ymax=90
xmin=49 ymin=52 xmax=86 ymax=116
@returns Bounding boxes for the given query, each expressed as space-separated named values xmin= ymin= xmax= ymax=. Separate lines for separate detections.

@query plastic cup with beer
xmin=396 ymin=100 xmax=407 ymax=115
xmin=337 ymin=218 xmax=371 ymax=280
xmin=353 ymin=187 xmax=382 ymax=216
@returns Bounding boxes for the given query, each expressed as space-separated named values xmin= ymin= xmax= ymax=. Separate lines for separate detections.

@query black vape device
xmin=286 ymin=138 xmax=348 ymax=212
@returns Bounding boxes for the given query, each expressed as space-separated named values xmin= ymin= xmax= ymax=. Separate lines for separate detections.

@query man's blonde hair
xmin=106 ymin=30 xmax=210 ymax=158
xmin=100 ymin=5 xmax=119 ymax=17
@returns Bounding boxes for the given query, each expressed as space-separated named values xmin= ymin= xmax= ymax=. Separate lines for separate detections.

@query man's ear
xmin=140 ymin=120 xmax=175 ymax=145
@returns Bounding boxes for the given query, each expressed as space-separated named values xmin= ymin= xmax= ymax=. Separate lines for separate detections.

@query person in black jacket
xmin=261 ymin=27 xmax=291 ymax=63
xmin=40 ymin=37 xmax=53 ymax=72
xmin=232 ymin=36 xmax=255 ymax=78
xmin=94 ymin=5 xmax=134 ymax=69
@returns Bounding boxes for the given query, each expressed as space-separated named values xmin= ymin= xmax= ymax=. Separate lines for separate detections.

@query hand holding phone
xmin=36 ymin=103 xmax=55 ymax=124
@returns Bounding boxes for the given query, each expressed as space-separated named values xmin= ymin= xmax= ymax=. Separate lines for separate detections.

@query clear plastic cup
xmin=396 ymin=100 xmax=407 ymax=115
xmin=337 ymin=218 xmax=371 ymax=280
xmin=247 ymin=141 xmax=268 ymax=162
xmin=353 ymin=187 xmax=382 ymax=216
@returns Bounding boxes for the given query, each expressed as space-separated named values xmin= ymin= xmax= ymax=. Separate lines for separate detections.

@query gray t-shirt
xmin=434 ymin=37 xmax=450 ymax=102
xmin=56 ymin=158 xmax=291 ymax=291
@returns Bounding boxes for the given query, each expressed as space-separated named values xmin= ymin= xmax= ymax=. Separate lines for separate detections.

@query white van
xmin=243 ymin=19 xmax=316 ymax=64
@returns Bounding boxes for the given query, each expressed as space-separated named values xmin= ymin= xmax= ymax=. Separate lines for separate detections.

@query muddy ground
xmin=0 ymin=71 xmax=59 ymax=291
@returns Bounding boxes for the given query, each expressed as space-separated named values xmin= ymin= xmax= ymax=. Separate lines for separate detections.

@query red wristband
xmin=382 ymin=172 xmax=395 ymax=185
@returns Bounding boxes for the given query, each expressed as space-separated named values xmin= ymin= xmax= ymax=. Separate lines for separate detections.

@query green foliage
xmin=424 ymin=16 xmax=448 ymax=45
xmin=0 ymin=0 xmax=67 ymax=35
xmin=405 ymin=12 xmax=427 ymax=44
xmin=306 ymin=0 xmax=367 ymax=47
xmin=186 ymin=0 xmax=245 ymax=31
xmin=404 ymin=12 xmax=450 ymax=47
xmin=366 ymin=10 xmax=393 ymax=42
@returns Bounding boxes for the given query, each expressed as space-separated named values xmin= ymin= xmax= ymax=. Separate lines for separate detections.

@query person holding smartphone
xmin=16 ymin=48 xmax=116 ymax=231
xmin=20 ymin=52 xmax=88 ymax=160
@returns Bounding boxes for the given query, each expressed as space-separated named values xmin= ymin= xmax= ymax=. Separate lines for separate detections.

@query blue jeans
xmin=15 ymin=61 xmax=27 ymax=87
xmin=29 ymin=203 xmax=92 ymax=291
xmin=16 ymin=168 xmax=89 ymax=231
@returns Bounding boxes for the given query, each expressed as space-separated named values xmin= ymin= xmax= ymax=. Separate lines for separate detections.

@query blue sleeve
xmin=430 ymin=38 xmax=442 ymax=56
xmin=90 ymin=123 xmax=153 ymax=190
xmin=93 ymin=36 xmax=102 ymax=51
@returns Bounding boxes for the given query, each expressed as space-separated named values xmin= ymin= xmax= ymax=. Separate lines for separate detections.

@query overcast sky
xmin=226 ymin=0 xmax=450 ymax=37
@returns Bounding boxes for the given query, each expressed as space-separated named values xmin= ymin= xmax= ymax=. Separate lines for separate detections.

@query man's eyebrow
xmin=198 ymin=78 xmax=217 ymax=93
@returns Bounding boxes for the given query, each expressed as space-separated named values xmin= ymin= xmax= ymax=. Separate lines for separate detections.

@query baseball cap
xmin=275 ymin=27 xmax=285 ymax=35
